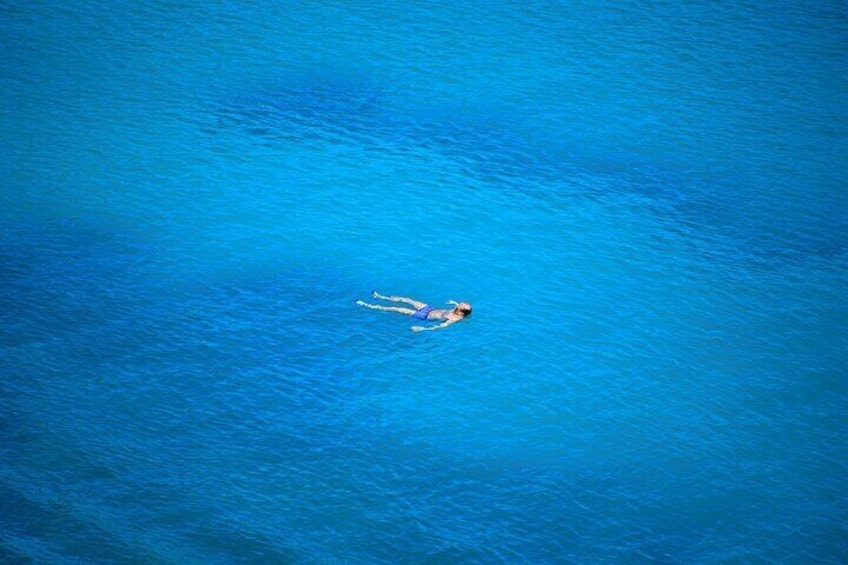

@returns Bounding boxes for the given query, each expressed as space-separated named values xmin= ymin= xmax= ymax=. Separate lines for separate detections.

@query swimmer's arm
xmin=411 ymin=318 xmax=459 ymax=332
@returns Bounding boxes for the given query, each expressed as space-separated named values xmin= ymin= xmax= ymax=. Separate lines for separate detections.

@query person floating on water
xmin=357 ymin=290 xmax=472 ymax=332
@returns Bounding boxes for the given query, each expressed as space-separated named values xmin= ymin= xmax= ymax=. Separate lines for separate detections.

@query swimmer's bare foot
xmin=371 ymin=290 xmax=379 ymax=299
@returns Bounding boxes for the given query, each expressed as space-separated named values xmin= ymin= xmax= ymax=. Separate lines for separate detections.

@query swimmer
xmin=356 ymin=290 xmax=472 ymax=332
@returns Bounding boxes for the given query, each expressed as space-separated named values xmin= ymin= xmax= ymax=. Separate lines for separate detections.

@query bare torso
xmin=425 ymin=308 xmax=462 ymax=322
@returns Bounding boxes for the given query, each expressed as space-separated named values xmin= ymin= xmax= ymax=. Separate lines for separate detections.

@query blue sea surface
xmin=2 ymin=1 xmax=847 ymax=563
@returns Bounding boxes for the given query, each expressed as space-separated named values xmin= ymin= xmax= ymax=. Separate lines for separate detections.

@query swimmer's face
xmin=455 ymin=302 xmax=472 ymax=317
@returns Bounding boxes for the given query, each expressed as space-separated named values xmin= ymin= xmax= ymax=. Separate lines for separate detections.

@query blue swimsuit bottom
xmin=412 ymin=306 xmax=434 ymax=320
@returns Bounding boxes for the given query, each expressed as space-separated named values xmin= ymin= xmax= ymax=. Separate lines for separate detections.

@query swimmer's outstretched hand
xmin=411 ymin=326 xmax=426 ymax=332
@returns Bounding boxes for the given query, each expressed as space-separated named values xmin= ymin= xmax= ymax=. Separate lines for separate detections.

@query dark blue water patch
xmin=186 ymin=526 xmax=298 ymax=565
xmin=212 ymin=78 xmax=742 ymax=212
xmin=210 ymin=78 xmax=846 ymax=270
xmin=0 ymin=543 xmax=33 ymax=565
xmin=212 ymin=79 xmax=665 ymax=199
xmin=662 ymin=190 xmax=848 ymax=271
xmin=0 ymin=479 xmax=161 ymax=564
xmin=293 ymin=449 xmax=702 ymax=564
xmin=0 ymin=218 xmax=156 ymax=348
xmin=0 ymin=401 xmax=302 ymax=564
xmin=1 ymin=389 xmax=305 ymax=564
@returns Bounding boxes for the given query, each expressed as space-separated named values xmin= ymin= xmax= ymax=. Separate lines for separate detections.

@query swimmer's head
xmin=455 ymin=302 xmax=472 ymax=317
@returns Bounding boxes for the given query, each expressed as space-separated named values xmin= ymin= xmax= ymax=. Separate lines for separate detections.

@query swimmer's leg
xmin=356 ymin=301 xmax=417 ymax=316
xmin=371 ymin=290 xmax=426 ymax=310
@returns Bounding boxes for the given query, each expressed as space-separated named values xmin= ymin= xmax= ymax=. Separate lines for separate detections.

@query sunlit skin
xmin=357 ymin=290 xmax=472 ymax=332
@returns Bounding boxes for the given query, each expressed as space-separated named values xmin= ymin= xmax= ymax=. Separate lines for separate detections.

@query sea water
xmin=1 ymin=1 xmax=847 ymax=563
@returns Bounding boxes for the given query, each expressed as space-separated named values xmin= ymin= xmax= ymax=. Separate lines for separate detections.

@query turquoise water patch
xmin=2 ymin=0 xmax=847 ymax=563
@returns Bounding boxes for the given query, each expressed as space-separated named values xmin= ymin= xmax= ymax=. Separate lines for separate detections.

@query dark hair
xmin=459 ymin=306 xmax=472 ymax=316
